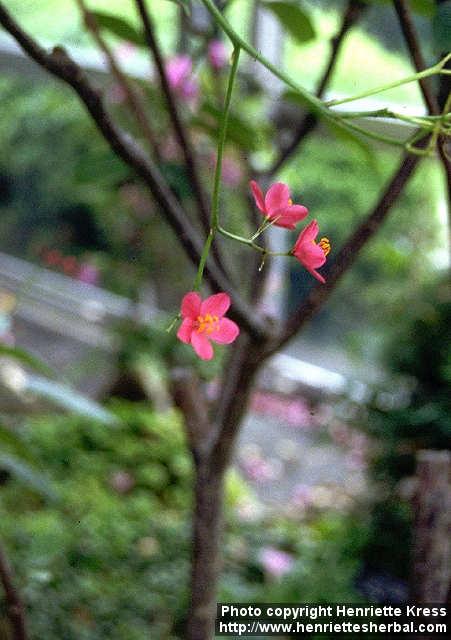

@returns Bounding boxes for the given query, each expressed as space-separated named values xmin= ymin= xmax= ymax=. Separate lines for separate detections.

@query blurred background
xmin=0 ymin=1 xmax=450 ymax=638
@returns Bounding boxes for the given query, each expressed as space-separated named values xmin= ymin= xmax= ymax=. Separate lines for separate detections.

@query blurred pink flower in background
xmin=240 ymin=454 xmax=276 ymax=483
xmin=208 ymin=153 xmax=243 ymax=187
xmin=107 ymin=83 xmax=127 ymax=105
xmin=109 ymin=470 xmax=135 ymax=494
xmin=114 ymin=42 xmax=137 ymax=62
xmin=251 ymin=391 xmax=314 ymax=429
xmin=208 ymin=39 xmax=228 ymax=70
xmin=77 ymin=263 xmax=100 ymax=286
xmin=166 ymin=55 xmax=199 ymax=102
xmin=259 ymin=547 xmax=294 ymax=579
xmin=291 ymin=483 xmax=314 ymax=509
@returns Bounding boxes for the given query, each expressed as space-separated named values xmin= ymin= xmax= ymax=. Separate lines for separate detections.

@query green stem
xmin=193 ymin=231 xmax=214 ymax=291
xmin=218 ymin=225 xmax=289 ymax=256
xmin=192 ymin=45 xmax=241 ymax=291
xmin=335 ymin=108 xmax=440 ymax=129
xmin=199 ymin=0 xmax=444 ymax=150
xmin=211 ymin=45 xmax=241 ymax=229
xmin=326 ymin=53 xmax=451 ymax=107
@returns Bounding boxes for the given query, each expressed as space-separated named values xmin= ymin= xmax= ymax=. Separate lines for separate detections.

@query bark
xmin=186 ymin=461 xmax=225 ymax=640
xmin=185 ymin=335 xmax=264 ymax=640
xmin=411 ymin=450 xmax=451 ymax=603
xmin=0 ymin=543 xmax=28 ymax=640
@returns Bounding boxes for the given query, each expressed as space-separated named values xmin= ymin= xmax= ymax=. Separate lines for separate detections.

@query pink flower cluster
xmin=250 ymin=181 xmax=330 ymax=283
xmin=176 ymin=176 xmax=329 ymax=359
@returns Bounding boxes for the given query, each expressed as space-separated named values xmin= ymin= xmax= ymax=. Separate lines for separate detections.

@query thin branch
xmin=393 ymin=0 xmax=439 ymax=114
xmin=392 ymin=0 xmax=450 ymax=248
xmin=270 ymin=139 xmax=427 ymax=355
xmin=133 ymin=1 xmax=210 ymax=234
xmin=0 ymin=3 xmax=266 ymax=339
xmin=74 ymin=0 xmax=161 ymax=157
xmin=267 ymin=0 xmax=367 ymax=176
xmin=170 ymin=368 xmax=211 ymax=465
xmin=0 ymin=542 xmax=28 ymax=640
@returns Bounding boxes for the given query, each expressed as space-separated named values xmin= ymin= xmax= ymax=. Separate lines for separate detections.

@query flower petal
xmin=265 ymin=183 xmax=290 ymax=215
xmin=191 ymin=332 xmax=214 ymax=360
xmin=306 ymin=266 xmax=326 ymax=284
xmin=293 ymin=219 xmax=319 ymax=252
xmin=271 ymin=205 xmax=309 ymax=229
xmin=177 ymin=318 xmax=193 ymax=344
xmin=201 ymin=292 xmax=230 ymax=318
xmin=250 ymin=180 xmax=266 ymax=213
xmin=294 ymin=241 xmax=327 ymax=268
xmin=210 ymin=318 xmax=240 ymax=344
xmin=181 ymin=292 xmax=201 ymax=319
xmin=286 ymin=205 xmax=309 ymax=221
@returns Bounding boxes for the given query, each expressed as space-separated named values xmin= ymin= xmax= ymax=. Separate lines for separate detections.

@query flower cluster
xmin=250 ymin=181 xmax=330 ymax=284
xmin=177 ymin=181 xmax=329 ymax=360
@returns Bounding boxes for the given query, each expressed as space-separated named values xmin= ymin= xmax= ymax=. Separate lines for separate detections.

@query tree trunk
xmin=186 ymin=460 xmax=225 ymax=640
xmin=411 ymin=450 xmax=451 ymax=602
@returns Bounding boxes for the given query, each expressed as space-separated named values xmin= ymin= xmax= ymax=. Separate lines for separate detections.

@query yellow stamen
xmin=195 ymin=314 xmax=220 ymax=334
xmin=288 ymin=198 xmax=293 ymax=206
xmin=318 ymin=237 xmax=331 ymax=256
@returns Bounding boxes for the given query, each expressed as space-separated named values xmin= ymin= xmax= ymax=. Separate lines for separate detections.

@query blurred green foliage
xmin=360 ymin=276 xmax=450 ymax=580
xmin=1 ymin=401 xmax=364 ymax=638
xmin=0 ymin=72 xmax=444 ymax=361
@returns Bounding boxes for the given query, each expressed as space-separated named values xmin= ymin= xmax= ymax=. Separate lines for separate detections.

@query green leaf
xmin=262 ymin=1 xmax=315 ymax=44
xmin=0 ymin=453 xmax=57 ymax=500
xmin=433 ymin=1 xmax=451 ymax=53
xmin=0 ymin=344 xmax=56 ymax=378
xmin=90 ymin=11 xmax=145 ymax=46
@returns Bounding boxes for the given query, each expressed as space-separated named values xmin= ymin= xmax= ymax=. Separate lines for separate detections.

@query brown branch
xmin=133 ymin=0 xmax=233 ymax=284
xmin=393 ymin=0 xmax=439 ymax=114
xmin=269 ymin=140 xmax=427 ymax=355
xmin=266 ymin=0 xmax=366 ymax=177
xmin=170 ymin=368 xmax=211 ymax=464
xmin=393 ymin=0 xmax=451 ymax=247
xmin=0 ymin=3 xmax=266 ymax=339
xmin=75 ymin=0 xmax=161 ymax=157
xmin=133 ymin=2 xmax=209 ymax=229
xmin=0 ymin=542 xmax=28 ymax=640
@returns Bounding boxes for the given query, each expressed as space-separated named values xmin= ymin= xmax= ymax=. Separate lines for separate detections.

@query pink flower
xmin=250 ymin=180 xmax=309 ymax=230
xmin=259 ymin=547 xmax=294 ymax=579
xmin=208 ymin=39 xmax=228 ymax=70
xmin=292 ymin=219 xmax=330 ymax=283
xmin=177 ymin=292 xmax=239 ymax=360
xmin=166 ymin=55 xmax=199 ymax=101
xmin=77 ymin=263 xmax=100 ymax=286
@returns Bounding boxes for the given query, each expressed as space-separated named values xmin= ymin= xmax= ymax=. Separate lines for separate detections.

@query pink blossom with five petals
xmin=249 ymin=180 xmax=309 ymax=230
xmin=292 ymin=219 xmax=330 ymax=283
xmin=177 ymin=292 xmax=240 ymax=360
